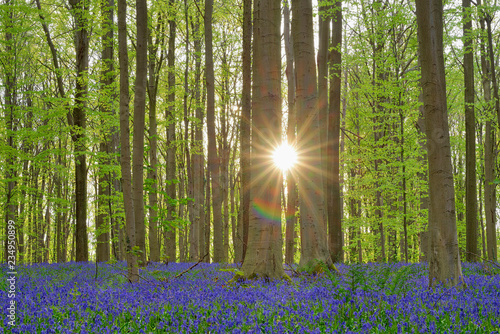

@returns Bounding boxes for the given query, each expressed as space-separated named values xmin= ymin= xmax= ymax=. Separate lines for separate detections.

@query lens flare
xmin=272 ymin=143 xmax=297 ymax=172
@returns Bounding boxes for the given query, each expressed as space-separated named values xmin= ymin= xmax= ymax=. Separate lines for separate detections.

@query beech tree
xmin=132 ymin=0 xmax=148 ymax=266
xmin=240 ymin=0 xmax=252 ymax=263
xmin=415 ymin=0 xmax=464 ymax=287
xmin=96 ymin=0 xmax=115 ymax=263
xmin=463 ymin=0 xmax=478 ymax=263
xmin=292 ymin=0 xmax=333 ymax=271
xmin=205 ymin=0 xmax=223 ymax=263
xmin=118 ymin=0 xmax=138 ymax=282
xmin=327 ymin=0 xmax=343 ymax=263
xmin=240 ymin=0 xmax=285 ymax=279
xmin=283 ymin=0 xmax=297 ymax=265
xmin=478 ymin=0 xmax=497 ymax=262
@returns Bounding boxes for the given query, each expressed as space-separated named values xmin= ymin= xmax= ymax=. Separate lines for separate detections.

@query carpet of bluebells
xmin=1 ymin=261 xmax=499 ymax=333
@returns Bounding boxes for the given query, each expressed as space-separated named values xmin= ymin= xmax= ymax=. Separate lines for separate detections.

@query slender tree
xmin=3 ymin=0 xmax=17 ymax=263
xmin=415 ymin=0 xmax=463 ymax=287
xmin=118 ymin=0 xmax=138 ymax=282
xmin=165 ymin=0 xmax=177 ymax=262
xmin=205 ymin=0 xmax=223 ymax=262
xmin=292 ymin=0 xmax=333 ymax=271
xmin=327 ymin=0 xmax=343 ymax=263
xmin=284 ymin=0 xmax=297 ymax=265
xmin=96 ymin=0 xmax=115 ymax=263
xmin=147 ymin=12 xmax=165 ymax=263
xmin=132 ymin=0 xmax=148 ymax=266
xmin=240 ymin=0 xmax=252 ymax=263
xmin=478 ymin=0 xmax=497 ymax=262
xmin=69 ymin=0 xmax=89 ymax=262
xmin=463 ymin=0 xmax=478 ymax=262
xmin=191 ymin=14 xmax=205 ymax=261
xmin=318 ymin=1 xmax=330 ymax=225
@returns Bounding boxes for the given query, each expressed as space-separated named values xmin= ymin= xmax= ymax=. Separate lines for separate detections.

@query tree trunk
xmin=147 ymin=15 xmax=163 ymax=263
xmin=292 ymin=0 xmax=333 ymax=271
xmin=479 ymin=4 xmax=497 ymax=262
xmin=69 ymin=0 xmax=89 ymax=262
xmin=192 ymin=17 xmax=205 ymax=261
xmin=3 ymin=0 xmax=17 ymax=263
xmin=327 ymin=0 xmax=343 ymax=263
xmin=463 ymin=0 xmax=478 ymax=262
xmin=165 ymin=0 xmax=177 ymax=262
xmin=96 ymin=0 xmax=115 ymax=263
xmin=284 ymin=0 xmax=297 ymax=265
xmin=205 ymin=0 xmax=223 ymax=262
xmin=118 ymin=0 xmax=139 ymax=282
xmin=240 ymin=0 xmax=252 ymax=263
xmin=241 ymin=0 xmax=284 ymax=279
xmin=415 ymin=0 xmax=463 ymax=287
xmin=220 ymin=47 xmax=230 ymax=262
xmin=132 ymin=0 xmax=148 ymax=266
xmin=317 ymin=3 xmax=330 ymax=233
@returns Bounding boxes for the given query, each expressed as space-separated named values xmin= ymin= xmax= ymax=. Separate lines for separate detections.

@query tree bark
xmin=240 ymin=0 xmax=252 ymax=263
xmin=463 ymin=0 xmax=478 ymax=262
xmin=479 ymin=3 xmax=497 ymax=262
xmin=165 ymin=0 xmax=177 ymax=262
xmin=292 ymin=0 xmax=333 ymax=270
xmin=328 ymin=0 xmax=343 ymax=263
xmin=415 ymin=0 xmax=463 ymax=287
xmin=69 ymin=0 xmax=89 ymax=262
xmin=318 ymin=3 xmax=330 ymax=234
xmin=192 ymin=16 xmax=205 ymax=261
xmin=118 ymin=0 xmax=139 ymax=282
xmin=132 ymin=0 xmax=148 ymax=266
xmin=3 ymin=0 xmax=17 ymax=263
xmin=284 ymin=0 xmax=297 ymax=265
xmin=96 ymin=0 xmax=115 ymax=263
xmin=241 ymin=0 xmax=284 ymax=279
xmin=205 ymin=0 xmax=223 ymax=262
xmin=147 ymin=13 xmax=164 ymax=263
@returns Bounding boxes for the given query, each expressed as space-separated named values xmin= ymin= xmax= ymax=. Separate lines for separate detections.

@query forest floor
xmin=1 ymin=260 xmax=499 ymax=333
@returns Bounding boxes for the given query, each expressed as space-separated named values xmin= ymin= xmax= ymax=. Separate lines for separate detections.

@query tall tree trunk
xmin=3 ymin=0 xmax=17 ymax=263
xmin=147 ymin=17 xmax=162 ymax=263
xmin=284 ymin=0 xmax=297 ymax=265
xmin=479 ymin=4 xmax=497 ymax=262
xmin=96 ymin=0 xmax=115 ymax=263
xmin=69 ymin=0 xmax=89 ymax=262
xmin=118 ymin=0 xmax=139 ymax=282
xmin=192 ymin=16 xmax=205 ymax=261
xmin=132 ymin=0 xmax=148 ymax=266
xmin=181 ymin=1 xmax=196 ymax=263
xmin=220 ymin=47 xmax=230 ymax=262
xmin=328 ymin=0 xmax=343 ymax=263
xmin=205 ymin=0 xmax=223 ymax=262
xmin=415 ymin=0 xmax=463 ymax=287
xmin=240 ymin=0 xmax=252 ymax=263
xmin=463 ymin=0 xmax=478 ymax=262
xmin=165 ymin=0 xmax=177 ymax=262
xmin=241 ymin=0 xmax=284 ymax=279
xmin=317 ymin=3 xmax=330 ymax=233
xmin=292 ymin=0 xmax=333 ymax=271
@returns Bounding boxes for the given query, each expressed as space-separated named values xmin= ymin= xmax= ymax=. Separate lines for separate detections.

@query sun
xmin=273 ymin=142 xmax=297 ymax=172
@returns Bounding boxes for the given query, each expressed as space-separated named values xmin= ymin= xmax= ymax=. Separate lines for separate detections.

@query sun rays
xmin=272 ymin=142 xmax=298 ymax=172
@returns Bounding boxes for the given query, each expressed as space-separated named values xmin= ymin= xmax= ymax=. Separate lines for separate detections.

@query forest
xmin=1 ymin=0 xmax=500 ymax=332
